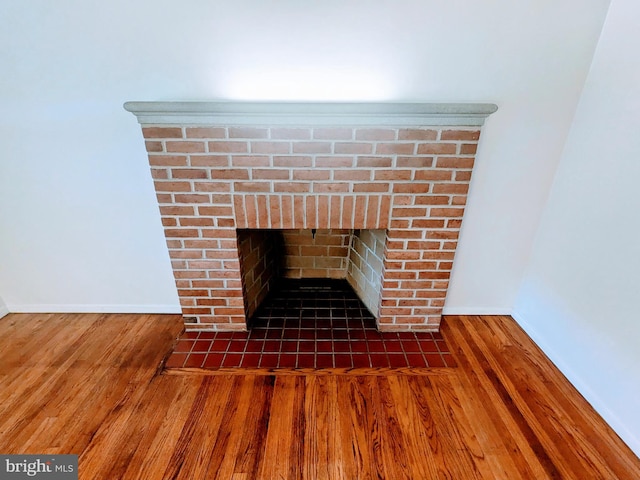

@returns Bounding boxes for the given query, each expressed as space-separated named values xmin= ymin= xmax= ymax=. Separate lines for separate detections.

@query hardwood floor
xmin=0 ymin=312 xmax=638 ymax=479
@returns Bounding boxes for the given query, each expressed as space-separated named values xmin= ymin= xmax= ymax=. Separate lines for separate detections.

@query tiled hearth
xmin=165 ymin=279 xmax=456 ymax=371
xmin=125 ymin=102 xmax=497 ymax=332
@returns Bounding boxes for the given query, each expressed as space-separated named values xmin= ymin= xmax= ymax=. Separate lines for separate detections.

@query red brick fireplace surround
xmin=125 ymin=102 xmax=497 ymax=332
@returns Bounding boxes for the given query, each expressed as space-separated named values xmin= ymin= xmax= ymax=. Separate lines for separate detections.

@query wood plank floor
xmin=0 ymin=313 xmax=638 ymax=479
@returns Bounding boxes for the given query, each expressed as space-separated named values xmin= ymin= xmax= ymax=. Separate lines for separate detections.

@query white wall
xmin=0 ymin=0 xmax=609 ymax=313
xmin=514 ymin=0 xmax=640 ymax=455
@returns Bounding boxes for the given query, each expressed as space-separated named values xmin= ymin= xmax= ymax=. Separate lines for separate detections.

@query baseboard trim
xmin=512 ymin=309 xmax=640 ymax=457
xmin=442 ymin=307 xmax=512 ymax=316
xmin=6 ymin=304 xmax=182 ymax=314
xmin=0 ymin=305 xmax=9 ymax=319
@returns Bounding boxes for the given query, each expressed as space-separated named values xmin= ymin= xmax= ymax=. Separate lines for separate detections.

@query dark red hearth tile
xmin=192 ymin=340 xmax=213 ymax=352
xmin=334 ymin=354 xmax=353 ymax=369
xmin=387 ymin=354 xmax=408 ymax=368
xmin=259 ymin=354 xmax=279 ymax=368
xmin=173 ymin=340 xmax=195 ymax=353
xmin=367 ymin=341 xmax=385 ymax=353
xmin=424 ymin=353 xmax=446 ymax=368
xmin=279 ymin=354 xmax=297 ymax=368
xmin=316 ymin=355 xmax=334 ymax=368
xmin=222 ymin=353 xmax=243 ymax=367
xmin=297 ymin=354 xmax=315 ymax=369
xmin=405 ymin=353 xmax=428 ymax=368
xmin=352 ymin=355 xmax=371 ymax=368
xmin=245 ymin=340 xmax=264 ymax=352
xmin=165 ymin=279 xmax=456 ymax=371
xmin=369 ymin=353 xmax=388 ymax=368
xmin=165 ymin=353 xmax=188 ymax=368
xmin=240 ymin=353 xmax=261 ymax=368
xmin=184 ymin=353 xmax=206 ymax=368
xmin=203 ymin=353 xmax=225 ymax=368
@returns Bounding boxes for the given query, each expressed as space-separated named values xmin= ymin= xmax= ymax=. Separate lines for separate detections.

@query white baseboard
xmin=512 ymin=309 xmax=640 ymax=458
xmin=0 ymin=305 xmax=9 ymax=319
xmin=6 ymin=304 xmax=182 ymax=314
xmin=442 ymin=306 xmax=512 ymax=316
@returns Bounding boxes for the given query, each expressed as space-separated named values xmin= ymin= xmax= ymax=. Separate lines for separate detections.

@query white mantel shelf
xmin=123 ymin=102 xmax=498 ymax=126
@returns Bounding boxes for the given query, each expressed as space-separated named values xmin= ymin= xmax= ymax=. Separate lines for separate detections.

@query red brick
xmin=154 ymin=181 xmax=192 ymax=192
xmin=414 ymin=196 xmax=450 ymax=205
xmin=441 ymin=129 xmax=480 ymax=141
xmin=160 ymin=205 xmax=195 ymax=216
xmin=145 ymin=141 xmax=163 ymax=152
xmin=233 ymin=182 xmax=270 ymax=192
xmin=171 ymin=169 xmax=208 ymax=179
xmin=164 ymin=228 xmax=200 ymax=238
xmin=162 ymin=218 xmax=177 ymax=227
xmin=189 ymin=155 xmax=229 ymax=167
xmin=251 ymin=141 xmax=290 ymax=154
xmin=174 ymin=194 xmax=210 ymax=204
xmin=273 ymin=156 xmax=312 ymax=167
xmin=398 ymin=129 xmax=438 ymax=141
xmin=353 ymin=183 xmax=389 ymax=193
xmin=193 ymin=182 xmax=231 ymax=193
xmin=414 ymin=170 xmax=453 ymax=181
xmin=293 ymin=169 xmax=330 ymax=181
xmin=460 ymin=143 xmax=478 ymax=155
xmin=313 ymin=183 xmax=349 ymax=193
xmin=253 ymin=169 xmax=290 ymax=180
xmin=209 ymin=141 xmax=248 ymax=153
xmin=148 ymin=155 xmax=188 ymax=167
xmin=315 ymin=156 xmax=354 ymax=168
xmin=180 ymin=217 xmax=214 ymax=227
xmin=334 ymin=170 xmax=371 ymax=181
xmin=292 ymin=142 xmax=332 ymax=154
xmin=436 ymin=157 xmax=475 ymax=169
xmin=334 ymin=142 xmax=373 ymax=154
xmin=230 ymin=155 xmax=270 ymax=167
xmin=229 ymin=127 xmax=268 ymax=138
xmin=411 ymin=219 xmax=445 ymax=228
xmin=210 ymin=169 xmax=250 ymax=180
xmin=169 ymin=250 xmax=204 ymax=259
xmin=150 ymin=166 xmax=166 ymax=178
xmin=186 ymin=127 xmax=226 ymax=139
xmin=396 ymin=156 xmax=433 ymax=168
xmin=392 ymin=207 xmax=428 ymax=217
xmin=143 ymin=127 xmax=183 ymax=139
xmin=417 ymin=143 xmax=457 ymax=155
xmin=274 ymin=182 xmax=310 ymax=193
xmin=376 ymin=143 xmax=415 ymax=155
xmin=432 ymin=184 xmax=469 ymax=195
xmin=455 ymin=171 xmax=472 ymax=182
xmin=165 ymin=141 xmax=206 ymax=153
xmin=430 ymin=207 xmax=465 ymax=217
xmin=393 ymin=183 xmax=431 ymax=194
xmin=356 ymin=156 xmax=392 ymax=168
xmin=374 ymin=170 xmax=411 ymax=181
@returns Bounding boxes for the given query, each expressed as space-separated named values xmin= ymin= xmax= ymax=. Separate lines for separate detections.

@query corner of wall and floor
xmin=511 ymin=0 xmax=640 ymax=458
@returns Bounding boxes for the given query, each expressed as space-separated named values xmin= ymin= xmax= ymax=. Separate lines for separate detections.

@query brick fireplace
xmin=125 ymin=102 xmax=497 ymax=331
